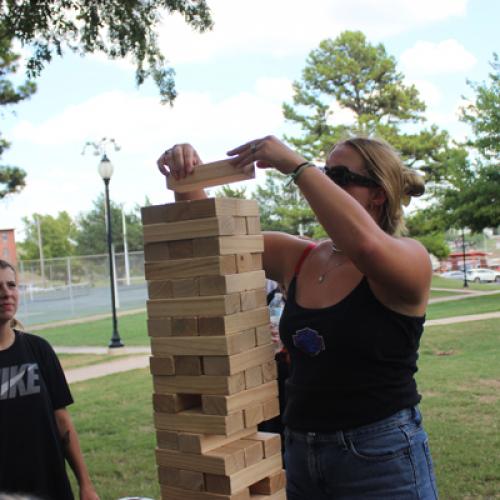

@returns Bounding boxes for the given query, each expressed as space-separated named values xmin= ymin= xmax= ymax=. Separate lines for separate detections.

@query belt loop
xmin=338 ymin=430 xmax=348 ymax=451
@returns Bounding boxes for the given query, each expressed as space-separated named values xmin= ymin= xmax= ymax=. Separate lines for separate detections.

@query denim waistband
xmin=286 ymin=406 xmax=420 ymax=444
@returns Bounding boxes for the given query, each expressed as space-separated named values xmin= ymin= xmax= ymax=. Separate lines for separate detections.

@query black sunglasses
xmin=321 ymin=165 xmax=379 ymax=188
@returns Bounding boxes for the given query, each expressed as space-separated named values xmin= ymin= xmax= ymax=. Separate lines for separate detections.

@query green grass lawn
xmin=58 ymin=353 xmax=138 ymax=370
xmin=432 ymin=274 xmax=500 ymax=291
xmin=66 ymin=318 xmax=499 ymax=498
xmin=426 ymin=294 xmax=500 ymax=320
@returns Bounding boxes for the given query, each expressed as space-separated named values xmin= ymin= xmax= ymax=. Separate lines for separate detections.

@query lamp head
xmin=98 ymin=154 xmax=114 ymax=180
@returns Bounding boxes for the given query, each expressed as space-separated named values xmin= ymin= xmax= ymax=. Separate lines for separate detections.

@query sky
xmin=1 ymin=0 xmax=498 ymax=242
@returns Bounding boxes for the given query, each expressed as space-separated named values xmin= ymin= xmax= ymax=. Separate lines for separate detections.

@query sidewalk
xmin=62 ymin=310 xmax=500 ymax=384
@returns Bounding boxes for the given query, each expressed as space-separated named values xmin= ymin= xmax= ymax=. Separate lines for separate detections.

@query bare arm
xmin=54 ymin=408 xmax=99 ymax=500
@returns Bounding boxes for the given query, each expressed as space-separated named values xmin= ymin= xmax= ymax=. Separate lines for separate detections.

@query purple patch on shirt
xmin=293 ymin=327 xmax=325 ymax=356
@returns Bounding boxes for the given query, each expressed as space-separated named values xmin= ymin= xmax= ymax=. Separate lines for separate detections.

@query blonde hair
xmin=334 ymin=136 xmax=425 ymax=235
xmin=0 ymin=259 xmax=23 ymax=330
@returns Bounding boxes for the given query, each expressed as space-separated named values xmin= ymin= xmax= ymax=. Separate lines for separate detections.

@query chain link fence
xmin=17 ymin=251 xmax=147 ymax=327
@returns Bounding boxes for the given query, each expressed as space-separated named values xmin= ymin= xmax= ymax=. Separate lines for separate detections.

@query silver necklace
xmin=318 ymin=244 xmax=348 ymax=283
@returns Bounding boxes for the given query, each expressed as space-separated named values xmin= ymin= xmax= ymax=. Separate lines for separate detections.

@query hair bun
xmin=402 ymin=168 xmax=425 ymax=198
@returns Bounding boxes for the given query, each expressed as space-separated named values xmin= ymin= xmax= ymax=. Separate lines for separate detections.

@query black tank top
xmin=280 ymin=273 xmax=425 ymax=432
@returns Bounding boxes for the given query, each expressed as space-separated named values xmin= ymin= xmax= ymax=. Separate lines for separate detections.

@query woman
xmin=0 ymin=260 xmax=99 ymax=500
xmin=157 ymin=135 xmax=438 ymax=499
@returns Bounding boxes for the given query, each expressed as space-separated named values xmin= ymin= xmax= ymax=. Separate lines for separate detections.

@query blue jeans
xmin=284 ymin=407 xmax=438 ymax=499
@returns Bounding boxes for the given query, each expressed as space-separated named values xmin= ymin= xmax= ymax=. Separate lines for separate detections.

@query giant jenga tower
xmin=141 ymin=161 xmax=286 ymax=499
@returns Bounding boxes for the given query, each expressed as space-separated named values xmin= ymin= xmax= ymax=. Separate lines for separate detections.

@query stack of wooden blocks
xmin=141 ymin=197 xmax=286 ymax=500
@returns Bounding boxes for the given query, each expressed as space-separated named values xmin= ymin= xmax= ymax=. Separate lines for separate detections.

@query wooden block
xmin=177 ymin=427 xmax=257 ymax=454
xmin=205 ymin=453 xmax=282 ymax=495
xmin=151 ymin=330 xmax=255 ymax=357
xmin=235 ymin=254 xmax=260 ymax=273
xmin=143 ymin=216 xmax=247 ymax=244
xmin=171 ymin=317 xmax=198 ymax=336
xmin=262 ymin=359 xmax=278 ymax=382
xmin=153 ymin=393 xmax=201 ymax=413
xmin=144 ymin=241 xmax=170 ymax=261
xmin=148 ymin=280 xmax=173 ymax=299
xmin=156 ymin=430 xmax=180 ymax=450
xmin=147 ymin=317 xmax=172 ymax=337
xmin=160 ymin=484 xmax=250 ymax=500
xmin=245 ymin=432 xmax=281 ymax=458
xmin=154 ymin=372 xmax=245 ymax=396
xmin=243 ymin=404 xmax=264 ymax=427
xmin=155 ymin=409 xmax=244 ymax=436
xmin=172 ymin=278 xmax=200 ymax=297
xmin=145 ymin=255 xmax=237 ymax=280
xmin=262 ymin=398 xmax=280 ymax=420
xmin=202 ymin=381 xmax=278 ymax=416
xmin=251 ymin=490 xmax=286 ymax=500
xmin=168 ymin=239 xmax=195 ymax=259
xmin=166 ymin=160 xmax=255 ymax=193
xmin=193 ymin=235 xmax=264 ymax=257
xmin=228 ymin=439 xmax=263 ymax=467
xmin=198 ymin=308 xmax=269 ymax=336
xmin=255 ymin=325 xmax=271 ymax=346
xmin=179 ymin=469 xmax=205 ymax=491
xmin=149 ymin=356 xmax=175 ymax=375
xmin=202 ymin=344 xmax=275 ymax=376
xmin=157 ymin=465 xmax=180 ymax=486
xmin=147 ymin=293 xmax=241 ymax=318
xmin=156 ymin=437 xmax=248 ymax=475
xmin=175 ymin=356 xmax=202 ymax=375
xmin=244 ymin=365 xmax=263 ymax=389
xmin=249 ymin=470 xmax=286 ymax=495
xmin=239 ymin=289 xmax=266 ymax=311
xmin=188 ymin=198 xmax=259 ymax=219
xmin=199 ymin=271 xmax=266 ymax=296
xmin=245 ymin=216 xmax=261 ymax=235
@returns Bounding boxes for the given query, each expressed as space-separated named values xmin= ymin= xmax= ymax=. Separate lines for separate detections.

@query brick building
xmin=0 ymin=228 xmax=17 ymax=267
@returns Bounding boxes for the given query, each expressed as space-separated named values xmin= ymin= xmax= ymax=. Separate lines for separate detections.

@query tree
xmin=460 ymin=53 xmax=500 ymax=161
xmin=0 ymin=0 xmax=212 ymax=103
xmin=75 ymin=194 xmax=143 ymax=255
xmin=259 ymin=31 xmax=461 ymax=234
xmin=19 ymin=211 xmax=78 ymax=260
xmin=0 ymin=25 xmax=37 ymax=198
xmin=213 ymin=185 xmax=248 ymax=199
xmin=406 ymin=210 xmax=450 ymax=259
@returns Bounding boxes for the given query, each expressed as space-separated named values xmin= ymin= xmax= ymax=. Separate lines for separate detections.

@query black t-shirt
xmin=281 ymin=276 xmax=425 ymax=432
xmin=0 ymin=331 xmax=74 ymax=500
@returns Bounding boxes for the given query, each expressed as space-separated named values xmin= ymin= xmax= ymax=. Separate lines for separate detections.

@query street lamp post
xmin=461 ymin=228 xmax=469 ymax=288
xmin=98 ymin=154 xmax=124 ymax=348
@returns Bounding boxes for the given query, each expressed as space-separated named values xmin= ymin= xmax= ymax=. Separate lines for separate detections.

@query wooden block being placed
xmin=249 ymin=470 xmax=286 ymax=495
xmin=202 ymin=344 xmax=275 ymax=376
xmin=245 ymin=432 xmax=281 ymax=458
xmin=155 ymin=408 xmax=244 ymax=436
xmin=151 ymin=329 xmax=255 ymax=357
xmin=143 ymin=216 xmax=247 ymax=245
xmin=199 ymin=271 xmax=265 ymax=296
xmin=202 ymin=381 xmax=278 ymax=416
xmin=149 ymin=356 xmax=175 ymax=375
xmin=147 ymin=293 xmax=241 ymax=318
xmin=147 ymin=317 xmax=172 ymax=337
xmin=153 ymin=393 xmax=201 ymax=413
xmin=205 ymin=453 xmax=282 ymax=496
xmin=178 ymin=427 xmax=257 ymax=454
xmin=198 ymin=308 xmax=269 ymax=336
xmin=193 ymin=235 xmax=264 ymax=257
xmin=166 ymin=160 xmax=255 ymax=193
xmin=154 ymin=372 xmax=245 ymax=396
xmin=145 ymin=255 xmax=237 ymax=281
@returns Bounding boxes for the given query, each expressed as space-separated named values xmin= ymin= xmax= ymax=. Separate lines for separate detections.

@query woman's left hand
xmin=80 ymin=483 xmax=99 ymax=500
xmin=227 ymin=135 xmax=307 ymax=175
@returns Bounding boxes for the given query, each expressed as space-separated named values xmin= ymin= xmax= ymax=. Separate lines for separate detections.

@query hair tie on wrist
xmin=287 ymin=161 xmax=315 ymax=186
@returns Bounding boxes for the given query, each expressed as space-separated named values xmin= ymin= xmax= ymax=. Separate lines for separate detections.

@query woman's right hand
xmin=156 ymin=143 xmax=203 ymax=181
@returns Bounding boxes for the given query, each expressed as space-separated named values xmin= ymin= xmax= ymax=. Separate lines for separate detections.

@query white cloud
xmin=156 ymin=0 xmax=469 ymax=64
xmin=400 ymin=39 xmax=476 ymax=75
xmin=407 ymin=79 xmax=442 ymax=107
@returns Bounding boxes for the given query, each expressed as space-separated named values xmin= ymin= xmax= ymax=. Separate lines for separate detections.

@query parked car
xmin=441 ymin=271 xmax=467 ymax=280
xmin=466 ymin=268 xmax=500 ymax=283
